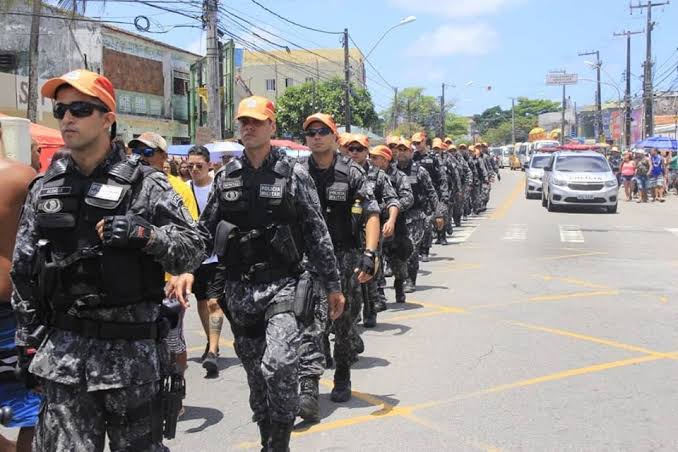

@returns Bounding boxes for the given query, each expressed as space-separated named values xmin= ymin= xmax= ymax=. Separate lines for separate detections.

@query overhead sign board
xmin=545 ymin=72 xmax=578 ymax=85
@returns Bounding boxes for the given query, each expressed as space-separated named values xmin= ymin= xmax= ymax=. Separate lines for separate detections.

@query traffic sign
xmin=545 ymin=72 xmax=578 ymax=85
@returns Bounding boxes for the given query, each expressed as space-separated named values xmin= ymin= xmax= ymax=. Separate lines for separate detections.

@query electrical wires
xmin=249 ymin=0 xmax=343 ymax=35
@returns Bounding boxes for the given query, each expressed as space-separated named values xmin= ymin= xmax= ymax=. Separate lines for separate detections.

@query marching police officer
xmin=172 ymin=97 xmax=345 ymax=450
xmin=300 ymin=113 xmax=380 ymax=405
xmin=446 ymin=140 xmax=472 ymax=225
xmin=395 ymin=138 xmax=441 ymax=293
xmin=433 ymin=138 xmax=461 ymax=240
xmin=11 ymin=69 xmax=205 ymax=451
xmin=346 ymin=135 xmax=400 ymax=326
xmin=369 ymin=144 xmax=414 ymax=304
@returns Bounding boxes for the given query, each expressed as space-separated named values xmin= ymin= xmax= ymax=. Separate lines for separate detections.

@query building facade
xmin=0 ymin=3 xmax=200 ymax=144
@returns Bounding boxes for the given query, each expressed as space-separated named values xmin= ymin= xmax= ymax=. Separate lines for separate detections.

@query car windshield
xmin=534 ymin=141 xmax=559 ymax=150
xmin=555 ymin=156 xmax=610 ymax=172
xmin=530 ymin=156 xmax=550 ymax=169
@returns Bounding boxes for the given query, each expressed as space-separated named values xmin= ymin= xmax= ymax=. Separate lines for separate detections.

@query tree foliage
xmin=276 ymin=77 xmax=378 ymax=139
xmin=475 ymin=97 xmax=561 ymax=145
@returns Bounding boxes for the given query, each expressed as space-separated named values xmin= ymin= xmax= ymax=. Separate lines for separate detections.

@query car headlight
xmin=552 ymin=178 xmax=568 ymax=186
xmin=604 ymin=179 xmax=618 ymax=187
xmin=528 ymin=173 xmax=541 ymax=180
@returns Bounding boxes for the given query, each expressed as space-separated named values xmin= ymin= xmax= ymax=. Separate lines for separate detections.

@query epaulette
xmin=42 ymin=157 xmax=69 ymax=182
xmin=334 ymin=155 xmax=352 ymax=177
xmin=109 ymin=154 xmax=142 ymax=184
xmin=221 ymin=158 xmax=243 ymax=177
xmin=272 ymin=156 xmax=294 ymax=178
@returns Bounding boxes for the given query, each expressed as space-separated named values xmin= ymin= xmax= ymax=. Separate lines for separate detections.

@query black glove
xmin=357 ymin=251 xmax=376 ymax=276
xmin=102 ymin=215 xmax=153 ymax=248
xmin=14 ymin=347 xmax=39 ymax=390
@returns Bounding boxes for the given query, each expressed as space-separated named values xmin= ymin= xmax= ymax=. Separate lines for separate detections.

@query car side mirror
xmin=544 ymin=166 xmax=552 ymax=171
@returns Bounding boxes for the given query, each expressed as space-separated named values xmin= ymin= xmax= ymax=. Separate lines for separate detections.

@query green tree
xmin=383 ymin=87 xmax=444 ymax=137
xmin=444 ymin=113 xmax=469 ymax=140
xmin=276 ymin=77 xmax=378 ymax=139
xmin=475 ymin=97 xmax=561 ymax=144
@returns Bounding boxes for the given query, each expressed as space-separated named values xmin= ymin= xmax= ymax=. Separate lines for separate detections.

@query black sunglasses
xmin=132 ymin=147 xmax=158 ymax=157
xmin=348 ymin=146 xmax=366 ymax=153
xmin=412 ymin=141 xmax=421 ymax=146
xmin=305 ymin=127 xmax=332 ymax=137
xmin=53 ymin=101 xmax=109 ymax=119
xmin=388 ymin=143 xmax=397 ymax=149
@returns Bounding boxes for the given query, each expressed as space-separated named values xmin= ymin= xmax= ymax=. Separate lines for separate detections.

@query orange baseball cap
xmin=236 ymin=96 xmax=276 ymax=121
xmin=385 ymin=135 xmax=400 ymax=146
xmin=347 ymin=134 xmax=369 ymax=148
xmin=458 ymin=143 xmax=468 ymax=149
xmin=369 ymin=145 xmax=392 ymax=161
xmin=303 ymin=113 xmax=337 ymax=134
xmin=432 ymin=138 xmax=444 ymax=149
xmin=338 ymin=132 xmax=353 ymax=146
xmin=397 ymin=138 xmax=412 ymax=149
xmin=444 ymin=137 xmax=453 ymax=144
xmin=41 ymin=69 xmax=116 ymax=112
xmin=411 ymin=132 xmax=425 ymax=142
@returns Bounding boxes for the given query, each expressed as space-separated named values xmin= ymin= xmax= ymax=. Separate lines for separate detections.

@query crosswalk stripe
xmin=559 ymin=225 xmax=585 ymax=243
xmin=503 ymin=224 xmax=527 ymax=241
xmin=665 ymin=228 xmax=678 ymax=237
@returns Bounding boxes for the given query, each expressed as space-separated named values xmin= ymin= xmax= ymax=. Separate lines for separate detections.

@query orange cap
xmin=432 ymin=138 xmax=444 ymax=149
xmin=385 ymin=135 xmax=400 ymax=146
xmin=480 ymin=142 xmax=488 ymax=147
xmin=397 ymin=137 xmax=412 ymax=149
xmin=338 ymin=132 xmax=354 ymax=146
xmin=347 ymin=134 xmax=369 ymax=148
xmin=303 ymin=112 xmax=338 ymax=134
xmin=41 ymin=69 xmax=116 ymax=112
xmin=369 ymin=145 xmax=392 ymax=161
xmin=449 ymin=144 xmax=457 ymax=150
xmin=236 ymin=96 xmax=276 ymax=121
xmin=458 ymin=143 xmax=468 ymax=149
xmin=411 ymin=132 xmax=425 ymax=143
xmin=444 ymin=137 xmax=453 ymax=144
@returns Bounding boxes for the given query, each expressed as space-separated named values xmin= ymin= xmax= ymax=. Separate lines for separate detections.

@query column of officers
xmin=11 ymin=67 xmax=499 ymax=452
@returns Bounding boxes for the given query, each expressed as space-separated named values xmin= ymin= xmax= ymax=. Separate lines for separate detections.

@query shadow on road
xmin=412 ymin=285 xmax=448 ymax=291
xmin=367 ymin=322 xmax=411 ymax=336
xmin=180 ymin=405 xmax=225 ymax=433
xmin=427 ymin=255 xmax=455 ymax=262
xmin=187 ymin=356 xmax=241 ymax=378
xmin=292 ymin=393 xmax=402 ymax=429
xmin=384 ymin=302 xmax=424 ymax=313
xmin=352 ymin=355 xmax=390 ymax=370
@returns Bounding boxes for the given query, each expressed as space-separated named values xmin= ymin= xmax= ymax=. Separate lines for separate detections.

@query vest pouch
xmin=36 ymin=196 xmax=80 ymax=229
xmin=100 ymin=248 xmax=145 ymax=306
xmin=269 ymin=224 xmax=300 ymax=265
xmin=84 ymin=183 xmax=129 ymax=211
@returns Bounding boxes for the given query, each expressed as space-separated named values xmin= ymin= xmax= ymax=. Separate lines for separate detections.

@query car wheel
xmin=606 ymin=203 xmax=618 ymax=213
xmin=547 ymin=195 xmax=557 ymax=212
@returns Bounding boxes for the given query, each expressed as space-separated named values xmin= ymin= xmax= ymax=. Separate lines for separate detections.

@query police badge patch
xmin=224 ymin=190 xmax=241 ymax=201
xmin=259 ymin=184 xmax=283 ymax=199
xmin=40 ymin=198 xmax=63 ymax=213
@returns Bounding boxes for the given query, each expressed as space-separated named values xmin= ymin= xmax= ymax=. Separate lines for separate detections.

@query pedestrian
xmin=299 ymin=113 xmax=380 ymax=406
xmin=369 ymin=144 xmax=414 ymax=305
xmin=396 ymin=138 xmax=441 ymax=293
xmin=185 ymin=145 xmax=225 ymax=377
xmin=11 ymin=69 xmax=205 ymax=451
xmin=663 ymin=150 xmax=671 ymax=193
xmin=0 ymin=128 xmax=41 ymax=452
xmin=347 ymin=135 xmax=400 ymax=327
xmin=669 ymin=151 xmax=678 ymax=195
xmin=620 ymin=151 xmax=636 ymax=202
xmin=179 ymin=160 xmax=191 ymax=182
xmin=648 ymin=148 xmax=666 ymax=202
xmin=171 ymin=97 xmax=345 ymax=450
xmin=608 ymin=146 xmax=622 ymax=185
xmin=635 ymin=150 xmax=650 ymax=203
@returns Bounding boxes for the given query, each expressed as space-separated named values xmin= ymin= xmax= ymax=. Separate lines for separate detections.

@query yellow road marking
xmin=538 ymin=251 xmax=608 ymax=261
xmin=528 ymin=290 xmax=619 ymax=302
xmin=385 ymin=310 xmax=458 ymax=323
xmin=489 ymin=178 xmax=524 ymax=220
xmin=531 ymin=274 xmax=612 ymax=290
xmin=660 ymin=296 xmax=668 ymax=304
xmin=414 ymin=301 xmax=466 ymax=313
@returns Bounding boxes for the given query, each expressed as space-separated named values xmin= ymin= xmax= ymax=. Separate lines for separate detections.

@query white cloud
xmin=390 ymin=0 xmax=519 ymax=18
xmin=406 ymin=24 xmax=498 ymax=57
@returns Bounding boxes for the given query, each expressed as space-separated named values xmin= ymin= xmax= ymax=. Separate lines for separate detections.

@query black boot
xmin=446 ymin=223 xmax=454 ymax=235
xmin=394 ymin=279 xmax=406 ymax=303
xmin=403 ymin=278 xmax=415 ymax=293
xmin=363 ymin=312 xmax=377 ymax=328
xmin=419 ymin=252 xmax=429 ymax=262
xmin=258 ymin=418 xmax=271 ymax=452
xmin=269 ymin=421 xmax=292 ymax=452
xmin=330 ymin=365 xmax=352 ymax=403
xmin=298 ymin=377 xmax=320 ymax=423
xmin=374 ymin=288 xmax=387 ymax=312
xmin=437 ymin=230 xmax=449 ymax=245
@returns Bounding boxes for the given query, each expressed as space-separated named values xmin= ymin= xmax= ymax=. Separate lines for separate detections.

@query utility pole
xmin=205 ymin=0 xmax=222 ymax=139
xmin=26 ymin=0 xmax=42 ymax=123
xmin=614 ymin=30 xmax=643 ymax=150
xmin=631 ymin=0 xmax=669 ymax=138
xmin=439 ymin=83 xmax=445 ymax=138
xmin=343 ymin=28 xmax=351 ymax=132
xmin=561 ymin=85 xmax=566 ymax=145
xmin=510 ymin=97 xmax=516 ymax=147
xmin=579 ymin=50 xmax=602 ymax=142
xmin=392 ymin=87 xmax=398 ymax=132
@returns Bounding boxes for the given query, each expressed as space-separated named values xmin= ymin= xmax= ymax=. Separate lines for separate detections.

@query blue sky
xmin=83 ymin=0 xmax=678 ymax=117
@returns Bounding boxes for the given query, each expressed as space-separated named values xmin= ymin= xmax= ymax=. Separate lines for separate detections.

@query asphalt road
xmin=6 ymin=169 xmax=675 ymax=451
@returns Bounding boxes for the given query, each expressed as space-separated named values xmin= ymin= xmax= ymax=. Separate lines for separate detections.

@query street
xmin=171 ymin=168 xmax=678 ymax=451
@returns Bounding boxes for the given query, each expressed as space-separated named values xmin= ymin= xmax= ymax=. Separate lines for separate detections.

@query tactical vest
xmin=366 ymin=165 xmax=385 ymax=212
xmin=35 ymin=154 xmax=164 ymax=309
xmin=401 ymin=161 xmax=427 ymax=209
xmin=216 ymin=155 xmax=302 ymax=272
xmin=419 ymin=152 xmax=442 ymax=189
xmin=304 ymin=155 xmax=356 ymax=251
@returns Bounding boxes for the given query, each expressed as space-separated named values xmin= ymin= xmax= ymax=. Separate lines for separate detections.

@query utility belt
xmin=224 ymin=263 xmax=302 ymax=284
xmin=225 ymin=271 xmax=315 ymax=339
xmin=50 ymin=313 xmax=170 ymax=341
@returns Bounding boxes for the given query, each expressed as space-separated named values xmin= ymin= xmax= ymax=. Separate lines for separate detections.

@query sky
xmin=79 ymin=0 xmax=678 ymax=117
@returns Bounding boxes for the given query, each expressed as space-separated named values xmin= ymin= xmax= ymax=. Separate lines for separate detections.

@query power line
xmin=347 ymin=35 xmax=394 ymax=89
xmin=249 ymin=0 xmax=343 ymax=35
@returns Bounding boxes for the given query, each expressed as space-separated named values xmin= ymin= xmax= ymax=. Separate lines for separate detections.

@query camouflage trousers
xmin=406 ymin=210 xmax=426 ymax=282
xmin=419 ymin=213 xmax=434 ymax=255
xmin=464 ymin=184 xmax=473 ymax=216
xmin=450 ymin=191 xmax=464 ymax=225
xmin=329 ymin=250 xmax=364 ymax=368
xmin=480 ymin=181 xmax=491 ymax=207
xmin=223 ymin=278 xmax=301 ymax=424
xmin=471 ymin=183 xmax=482 ymax=212
xmin=34 ymin=380 xmax=165 ymax=452
xmin=298 ymin=277 xmax=328 ymax=380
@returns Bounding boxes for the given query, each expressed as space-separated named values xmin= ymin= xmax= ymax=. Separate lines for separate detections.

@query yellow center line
xmin=489 ymin=178 xmax=524 ymax=220
xmin=528 ymin=290 xmax=619 ymax=302
xmin=538 ymin=251 xmax=608 ymax=261
xmin=531 ymin=274 xmax=613 ymax=290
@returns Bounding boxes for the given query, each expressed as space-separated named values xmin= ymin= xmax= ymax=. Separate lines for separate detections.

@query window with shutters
xmin=266 ymin=79 xmax=276 ymax=91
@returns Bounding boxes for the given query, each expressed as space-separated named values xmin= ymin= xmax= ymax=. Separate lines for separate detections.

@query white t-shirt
xmin=190 ymin=179 xmax=218 ymax=265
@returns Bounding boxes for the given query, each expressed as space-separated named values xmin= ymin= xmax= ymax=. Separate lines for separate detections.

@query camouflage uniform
xmin=471 ymin=155 xmax=488 ymax=213
xmin=11 ymin=146 xmax=204 ymax=451
xmin=362 ymin=162 xmax=399 ymax=321
xmin=462 ymin=152 xmax=476 ymax=216
xmin=441 ymin=152 xmax=462 ymax=229
xmin=452 ymin=151 xmax=472 ymax=223
xmin=414 ymin=151 xmax=449 ymax=256
xmin=480 ymin=154 xmax=494 ymax=209
xmin=199 ymin=149 xmax=341 ymax=428
xmin=396 ymin=159 xmax=440 ymax=288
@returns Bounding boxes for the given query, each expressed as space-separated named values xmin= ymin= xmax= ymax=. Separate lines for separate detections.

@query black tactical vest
xmin=419 ymin=152 xmax=442 ymax=189
xmin=304 ymin=155 xmax=356 ymax=251
xmin=35 ymin=154 xmax=164 ymax=309
xmin=400 ymin=161 xmax=427 ymax=209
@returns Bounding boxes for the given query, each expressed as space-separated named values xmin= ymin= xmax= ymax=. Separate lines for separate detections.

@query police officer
xmin=300 ymin=113 xmax=380 ymax=405
xmin=477 ymin=144 xmax=493 ymax=212
xmin=411 ymin=133 xmax=449 ymax=258
xmin=346 ymin=135 xmax=400 ymax=326
xmin=11 ymin=69 xmax=205 ymax=451
xmin=172 ymin=97 xmax=345 ymax=450
xmin=469 ymin=145 xmax=488 ymax=214
xmin=433 ymin=138 xmax=461 ymax=241
xmin=369 ymin=144 xmax=414 ymax=304
xmin=395 ymin=138 xmax=441 ymax=293
xmin=446 ymin=140 xmax=472 ymax=225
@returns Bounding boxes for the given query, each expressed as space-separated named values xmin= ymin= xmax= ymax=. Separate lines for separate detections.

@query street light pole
xmin=343 ymin=28 xmax=351 ymax=132
xmin=205 ymin=0 xmax=222 ymax=139
xmin=364 ymin=16 xmax=416 ymax=60
xmin=579 ymin=50 xmax=603 ymax=142
xmin=510 ymin=97 xmax=516 ymax=148
xmin=614 ymin=30 xmax=643 ymax=150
